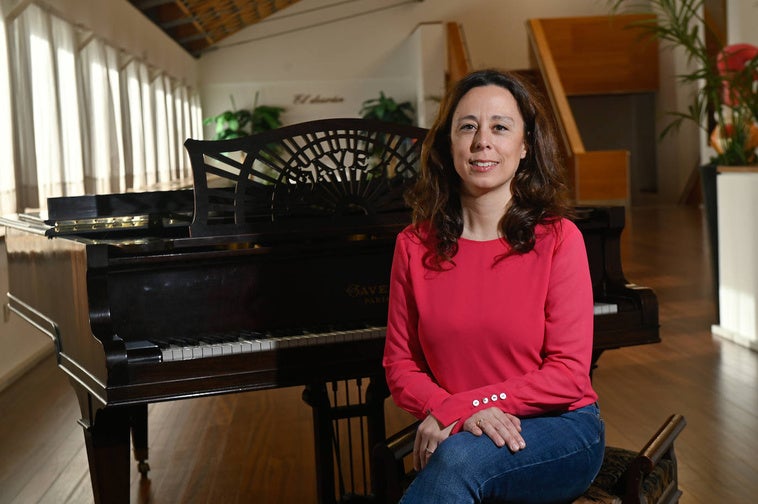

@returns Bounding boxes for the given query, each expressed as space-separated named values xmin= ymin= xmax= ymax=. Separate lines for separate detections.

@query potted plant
xmin=204 ymin=92 xmax=285 ymax=140
xmin=356 ymin=92 xmax=416 ymax=178
xmin=359 ymin=91 xmax=415 ymax=125
xmin=202 ymin=93 xmax=285 ymax=185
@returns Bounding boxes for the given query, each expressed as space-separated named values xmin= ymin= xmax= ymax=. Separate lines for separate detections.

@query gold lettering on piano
xmin=299 ymin=150 xmax=371 ymax=186
xmin=345 ymin=283 xmax=389 ymax=305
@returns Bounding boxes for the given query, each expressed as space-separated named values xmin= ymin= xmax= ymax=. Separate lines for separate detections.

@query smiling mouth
xmin=470 ymin=160 xmax=497 ymax=172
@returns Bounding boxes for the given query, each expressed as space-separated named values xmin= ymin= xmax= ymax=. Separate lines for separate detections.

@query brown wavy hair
xmin=405 ymin=69 xmax=573 ymax=268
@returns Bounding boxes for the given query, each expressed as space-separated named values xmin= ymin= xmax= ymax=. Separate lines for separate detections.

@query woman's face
xmin=450 ymin=85 xmax=527 ymax=201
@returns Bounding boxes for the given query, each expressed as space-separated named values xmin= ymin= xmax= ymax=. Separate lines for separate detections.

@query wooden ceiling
xmin=129 ymin=0 xmax=303 ymax=58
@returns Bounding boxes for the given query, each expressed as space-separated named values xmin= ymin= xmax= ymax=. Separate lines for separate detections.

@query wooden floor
xmin=1 ymin=204 xmax=757 ymax=503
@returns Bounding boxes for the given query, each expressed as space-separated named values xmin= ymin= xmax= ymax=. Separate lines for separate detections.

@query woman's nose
xmin=474 ymin=130 xmax=491 ymax=149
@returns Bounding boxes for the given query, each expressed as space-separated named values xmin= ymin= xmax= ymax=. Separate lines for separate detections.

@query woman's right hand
xmin=463 ymin=407 xmax=525 ymax=452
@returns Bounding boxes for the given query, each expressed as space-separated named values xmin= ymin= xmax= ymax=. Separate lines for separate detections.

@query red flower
xmin=717 ymin=44 xmax=758 ymax=107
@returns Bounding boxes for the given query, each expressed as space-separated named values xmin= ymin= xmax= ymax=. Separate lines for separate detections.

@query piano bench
xmin=371 ymin=414 xmax=686 ymax=504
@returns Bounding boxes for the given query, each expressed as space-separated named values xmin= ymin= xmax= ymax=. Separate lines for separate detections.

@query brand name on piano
xmin=345 ymin=283 xmax=389 ymax=304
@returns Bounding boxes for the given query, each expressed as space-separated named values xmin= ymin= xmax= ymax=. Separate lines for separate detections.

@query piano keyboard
xmin=157 ymin=326 xmax=386 ymax=362
xmin=127 ymin=303 xmax=619 ymax=364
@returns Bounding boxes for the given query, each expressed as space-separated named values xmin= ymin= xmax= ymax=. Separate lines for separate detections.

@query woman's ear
xmin=520 ymin=143 xmax=527 ymax=159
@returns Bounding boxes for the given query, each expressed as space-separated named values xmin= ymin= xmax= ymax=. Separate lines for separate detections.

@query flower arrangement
xmin=610 ymin=0 xmax=758 ymax=165
xmin=709 ymin=43 xmax=758 ymax=164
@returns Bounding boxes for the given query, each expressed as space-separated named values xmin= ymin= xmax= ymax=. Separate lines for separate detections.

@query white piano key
xmin=593 ymin=302 xmax=618 ymax=315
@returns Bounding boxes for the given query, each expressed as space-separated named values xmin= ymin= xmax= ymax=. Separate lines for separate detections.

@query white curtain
xmin=3 ymin=3 xmax=203 ymax=214
xmin=51 ymin=13 xmax=85 ymax=197
xmin=123 ymin=59 xmax=152 ymax=190
xmin=80 ymin=38 xmax=124 ymax=194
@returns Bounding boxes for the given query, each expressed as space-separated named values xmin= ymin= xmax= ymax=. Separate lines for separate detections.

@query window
xmin=3 ymin=3 xmax=202 ymax=213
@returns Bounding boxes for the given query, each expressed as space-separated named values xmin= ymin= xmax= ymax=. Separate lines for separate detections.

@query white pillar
xmin=712 ymin=169 xmax=758 ymax=351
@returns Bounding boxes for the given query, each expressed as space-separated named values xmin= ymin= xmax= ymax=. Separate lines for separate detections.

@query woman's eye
xmin=460 ymin=123 xmax=475 ymax=131
xmin=494 ymin=124 xmax=508 ymax=132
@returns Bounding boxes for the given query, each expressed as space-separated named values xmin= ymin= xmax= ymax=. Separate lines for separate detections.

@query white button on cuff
xmin=491 ymin=394 xmax=498 ymax=401
xmin=482 ymin=397 xmax=489 ymax=404
xmin=472 ymin=399 xmax=480 ymax=407
xmin=499 ymin=392 xmax=507 ymax=400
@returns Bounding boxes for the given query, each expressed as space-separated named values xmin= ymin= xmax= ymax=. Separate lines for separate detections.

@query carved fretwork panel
xmin=184 ymin=118 xmax=427 ymax=237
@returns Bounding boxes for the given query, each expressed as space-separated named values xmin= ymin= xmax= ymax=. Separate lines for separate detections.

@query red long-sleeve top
xmin=383 ymin=219 xmax=598 ymax=433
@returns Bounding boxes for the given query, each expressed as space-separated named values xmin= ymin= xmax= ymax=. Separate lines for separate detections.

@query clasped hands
xmin=413 ymin=407 xmax=526 ymax=471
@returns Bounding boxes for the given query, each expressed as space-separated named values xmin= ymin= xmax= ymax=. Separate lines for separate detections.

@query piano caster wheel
xmin=138 ymin=461 xmax=150 ymax=477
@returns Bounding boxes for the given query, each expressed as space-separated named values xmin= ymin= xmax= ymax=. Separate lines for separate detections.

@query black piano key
xmin=124 ymin=340 xmax=162 ymax=363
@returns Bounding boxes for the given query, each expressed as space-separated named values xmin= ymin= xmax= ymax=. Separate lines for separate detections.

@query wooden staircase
xmin=527 ymin=14 xmax=659 ymax=205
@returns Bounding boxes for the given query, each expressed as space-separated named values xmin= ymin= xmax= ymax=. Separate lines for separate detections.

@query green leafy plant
xmin=204 ymin=92 xmax=285 ymax=140
xmin=609 ymin=0 xmax=758 ymax=165
xmin=251 ymin=104 xmax=286 ymax=134
xmin=359 ymin=91 xmax=415 ymax=125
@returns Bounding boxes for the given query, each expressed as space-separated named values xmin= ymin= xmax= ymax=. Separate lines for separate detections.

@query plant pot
xmin=699 ymin=162 xmax=719 ymax=316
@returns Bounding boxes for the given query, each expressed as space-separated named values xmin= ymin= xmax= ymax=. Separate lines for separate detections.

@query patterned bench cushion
xmin=573 ymin=446 xmax=676 ymax=504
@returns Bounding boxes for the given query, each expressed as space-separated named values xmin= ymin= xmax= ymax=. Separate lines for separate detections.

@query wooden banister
xmin=527 ymin=19 xmax=586 ymax=157
xmin=446 ymin=22 xmax=471 ymax=89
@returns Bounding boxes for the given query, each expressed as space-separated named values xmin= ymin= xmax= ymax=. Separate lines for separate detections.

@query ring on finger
xmin=476 ymin=419 xmax=483 ymax=428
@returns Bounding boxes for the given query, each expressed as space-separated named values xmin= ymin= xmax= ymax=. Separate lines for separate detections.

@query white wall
xmin=197 ymin=0 xmax=615 ymax=126
xmin=657 ymin=37 xmax=702 ymax=203
xmin=199 ymin=0 xmax=613 ymax=82
xmin=410 ymin=22 xmax=447 ymax=128
xmin=728 ymin=0 xmax=758 ymax=46
xmin=0 ymin=235 xmax=52 ymax=392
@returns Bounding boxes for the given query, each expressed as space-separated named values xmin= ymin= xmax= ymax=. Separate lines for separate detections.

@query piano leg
xmin=303 ymin=382 xmax=338 ymax=504
xmin=74 ymin=388 xmax=131 ymax=504
xmin=130 ymin=404 xmax=150 ymax=477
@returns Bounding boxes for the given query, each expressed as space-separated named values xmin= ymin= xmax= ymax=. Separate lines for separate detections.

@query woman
xmin=383 ymin=69 xmax=605 ymax=503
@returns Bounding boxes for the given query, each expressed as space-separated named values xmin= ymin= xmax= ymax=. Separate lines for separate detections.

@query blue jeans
xmin=399 ymin=403 xmax=605 ymax=504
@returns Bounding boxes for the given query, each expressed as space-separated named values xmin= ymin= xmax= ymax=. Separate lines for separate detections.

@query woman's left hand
xmin=413 ymin=414 xmax=456 ymax=471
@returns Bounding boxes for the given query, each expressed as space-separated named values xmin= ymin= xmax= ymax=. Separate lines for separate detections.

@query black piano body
xmin=0 ymin=118 xmax=658 ymax=504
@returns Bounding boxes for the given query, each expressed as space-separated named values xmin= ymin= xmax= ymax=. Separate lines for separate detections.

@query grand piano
xmin=0 ymin=118 xmax=658 ymax=504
